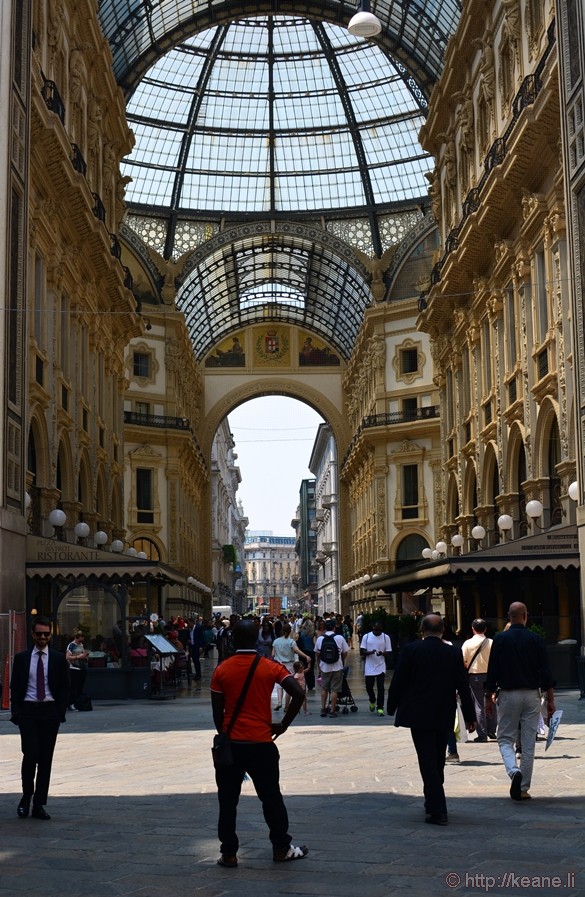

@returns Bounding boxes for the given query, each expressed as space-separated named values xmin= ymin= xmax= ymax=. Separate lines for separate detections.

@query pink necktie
xmin=36 ymin=651 xmax=46 ymax=701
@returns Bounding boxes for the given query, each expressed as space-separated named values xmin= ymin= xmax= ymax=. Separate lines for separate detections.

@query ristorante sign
xmin=27 ymin=536 xmax=102 ymax=563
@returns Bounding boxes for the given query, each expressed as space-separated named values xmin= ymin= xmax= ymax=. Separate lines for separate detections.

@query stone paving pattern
xmin=1 ymin=656 xmax=583 ymax=897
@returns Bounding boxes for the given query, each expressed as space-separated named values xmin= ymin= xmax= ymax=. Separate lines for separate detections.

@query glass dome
xmin=121 ymin=16 xmax=432 ymax=258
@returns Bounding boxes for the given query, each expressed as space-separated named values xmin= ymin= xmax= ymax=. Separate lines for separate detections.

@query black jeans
xmin=18 ymin=702 xmax=61 ymax=805
xmin=215 ymin=740 xmax=292 ymax=857
xmin=365 ymin=672 xmax=386 ymax=709
xmin=411 ymin=728 xmax=450 ymax=816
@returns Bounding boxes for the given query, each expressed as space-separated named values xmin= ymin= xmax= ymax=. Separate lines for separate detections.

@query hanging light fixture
xmin=348 ymin=0 xmax=382 ymax=37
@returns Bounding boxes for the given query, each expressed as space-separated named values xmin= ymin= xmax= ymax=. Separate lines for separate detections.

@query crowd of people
xmin=10 ymin=602 xmax=555 ymax=865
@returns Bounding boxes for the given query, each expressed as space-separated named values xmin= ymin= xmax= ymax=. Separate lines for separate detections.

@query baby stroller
xmin=327 ymin=666 xmax=358 ymax=714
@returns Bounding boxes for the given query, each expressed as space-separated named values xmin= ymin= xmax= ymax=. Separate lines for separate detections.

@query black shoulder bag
xmin=212 ymin=654 xmax=261 ymax=769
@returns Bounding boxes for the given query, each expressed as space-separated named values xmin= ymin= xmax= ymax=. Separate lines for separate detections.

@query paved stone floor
xmin=1 ymin=657 xmax=584 ymax=897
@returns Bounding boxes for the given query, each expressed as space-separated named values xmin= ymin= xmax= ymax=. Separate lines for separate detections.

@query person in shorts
xmin=315 ymin=620 xmax=349 ymax=718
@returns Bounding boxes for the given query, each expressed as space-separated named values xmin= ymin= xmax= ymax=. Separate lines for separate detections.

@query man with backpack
xmin=315 ymin=619 xmax=349 ymax=718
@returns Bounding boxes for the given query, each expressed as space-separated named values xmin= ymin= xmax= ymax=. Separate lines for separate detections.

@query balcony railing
xmin=123 ymin=411 xmax=191 ymax=430
xmin=92 ymin=192 xmax=106 ymax=222
xmin=41 ymin=76 xmax=65 ymax=124
xmin=342 ymin=405 xmax=440 ymax=468
xmin=362 ymin=407 xmax=439 ymax=428
xmin=70 ymin=143 xmax=87 ymax=176
xmin=430 ymin=20 xmax=556 ymax=286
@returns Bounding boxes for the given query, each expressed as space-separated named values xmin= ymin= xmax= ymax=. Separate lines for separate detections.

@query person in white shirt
xmin=315 ymin=620 xmax=350 ymax=719
xmin=461 ymin=618 xmax=495 ymax=742
xmin=360 ymin=621 xmax=392 ymax=716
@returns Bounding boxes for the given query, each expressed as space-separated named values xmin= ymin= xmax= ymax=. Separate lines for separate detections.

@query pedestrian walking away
xmin=315 ymin=619 xmax=350 ymax=718
xmin=462 ymin=618 xmax=496 ymax=742
xmin=484 ymin=601 xmax=555 ymax=801
xmin=210 ymin=620 xmax=308 ymax=868
xmin=360 ymin=620 xmax=392 ymax=715
xmin=387 ymin=614 xmax=476 ymax=826
xmin=10 ymin=616 xmax=70 ymax=820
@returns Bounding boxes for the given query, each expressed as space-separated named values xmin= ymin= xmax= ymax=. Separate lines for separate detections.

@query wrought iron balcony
xmin=92 ymin=192 xmax=106 ymax=222
xmin=70 ymin=143 xmax=87 ymax=176
xmin=362 ymin=407 xmax=439 ymax=428
xmin=110 ymin=233 xmax=122 ymax=258
xmin=41 ymin=76 xmax=65 ymax=124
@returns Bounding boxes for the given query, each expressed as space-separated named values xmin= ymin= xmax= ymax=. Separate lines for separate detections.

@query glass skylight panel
xmin=274 ymin=131 xmax=356 ymax=174
xmin=370 ymin=159 xmax=430 ymax=203
xmin=186 ymin=133 xmax=270 ymax=175
xmin=121 ymin=162 xmax=176 ymax=206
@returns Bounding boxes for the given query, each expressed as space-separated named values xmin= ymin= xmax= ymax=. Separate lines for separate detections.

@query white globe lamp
xmin=422 ymin=547 xmax=433 ymax=559
xmin=471 ymin=525 xmax=486 ymax=541
xmin=435 ymin=541 xmax=447 ymax=555
xmin=49 ymin=508 xmax=67 ymax=528
xmin=451 ymin=533 xmax=464 ymax=549
xmin=525 ymin=499 xmax=543 ymax=519
xmin=94 ymin=530 xmax=108 ymax=546
xmin=569 ymin=481 xmax=579 ymax=502
xmin=74 ymin=521 xmax=90 ymax=539
xmin=111 ymin=539 xmax=124 ymax=553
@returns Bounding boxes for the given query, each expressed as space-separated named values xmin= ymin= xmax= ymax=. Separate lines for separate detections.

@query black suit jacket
xmin=387 ymin=636 xmax=475 ymax=730
xmin=10 ymin=648 xmax=70 ymax=723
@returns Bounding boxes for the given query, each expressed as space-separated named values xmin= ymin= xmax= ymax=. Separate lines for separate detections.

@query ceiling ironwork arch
xmin=104 ymin=2 xmax=456 ymax=361
xmin=99 ymin=1 xmax=461 ymax=99
xmin=176 ymin=223 xmax=372 ymax=361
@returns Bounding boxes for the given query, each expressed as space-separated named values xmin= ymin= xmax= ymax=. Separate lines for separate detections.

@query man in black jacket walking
xmin=484 ymin=601 xmax=555 ymax=801
xmin=387 ymin=614 xmax=476 ymax=825
xmin=10 ymin=616 xmax=70 ymax=820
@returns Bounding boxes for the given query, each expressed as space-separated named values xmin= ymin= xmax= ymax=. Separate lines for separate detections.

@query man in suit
xmin=387 ymin=614 xmax=476 ymax=825
xmin=10 ymin=616 xmax=70 ymax=820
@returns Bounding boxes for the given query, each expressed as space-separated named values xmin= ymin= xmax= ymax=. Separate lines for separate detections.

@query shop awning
xmin=368 ymin=525 xmax=580 ymax=593
xmin=25 ymin=535 xmax=187 ymax=585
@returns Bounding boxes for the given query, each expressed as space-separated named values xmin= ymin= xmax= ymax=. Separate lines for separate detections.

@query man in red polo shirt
xmin=210 ymin=620 xmax=308 ymax=868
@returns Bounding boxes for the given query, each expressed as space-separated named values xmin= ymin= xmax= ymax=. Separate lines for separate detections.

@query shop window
xmin=56 ymin=586 xmax=122 ymax=665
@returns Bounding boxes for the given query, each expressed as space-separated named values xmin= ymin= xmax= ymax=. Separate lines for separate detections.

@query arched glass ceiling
xmin=176 ymin=232 xmax=371 ymax=360
xmin=98 ymin=1 xmax=461 ymax=98
xmin=121 ymin=16 xmax=433 ymax=258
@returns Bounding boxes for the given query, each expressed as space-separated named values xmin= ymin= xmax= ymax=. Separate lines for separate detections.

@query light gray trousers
xmin=496 ymin=689 xmax=542 ymax=792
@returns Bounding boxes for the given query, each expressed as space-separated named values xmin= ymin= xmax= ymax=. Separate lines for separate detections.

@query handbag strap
xmin=467 ymin=637 xmax=488 ymax=671
xmin=225 ymin=654 xmax=261 ymax=737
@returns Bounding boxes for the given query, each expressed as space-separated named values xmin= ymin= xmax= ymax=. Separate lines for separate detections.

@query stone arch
xmin=27 ymin=413 xmax=50 ymax=487
xmin=96 ymin=466 xmax=109 ymax=523
xmin=504 ymin=421 xmax=528 ymax=494
xmin=199 ymin=377 xmax=350 ymax=463
xmin=392 ymin=530 xmax=430 ymax=567
xmin=462 ymin=458 xmax=478 ymax=517
xmin=532 ymin=397 xmax=560 ymax=480
xmin=199 ymin=377 xmax=351 ymax=588
xmin=482 ymin=441 xmax=500 ymax=538
xmin=446 ymin=471 xmax=460 ymax=524
xmin=78 ymin=450 xmax=92 ymax=511
xmin=56 ymin=434 xmax=75 ymax=502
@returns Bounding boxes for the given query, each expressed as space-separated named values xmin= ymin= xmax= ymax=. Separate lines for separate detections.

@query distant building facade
xmin=244 ymin=531 xmax=299 ymax=614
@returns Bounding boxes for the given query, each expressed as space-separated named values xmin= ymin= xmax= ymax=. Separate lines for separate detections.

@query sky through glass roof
xmin=122 ymin=16 xmax=432 ymax=230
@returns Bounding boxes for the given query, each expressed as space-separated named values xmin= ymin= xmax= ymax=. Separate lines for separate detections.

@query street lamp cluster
xmin=341 ymin=574 xmax=371 ymax=592
xmin=421 ymin=481 xmax=579 ymax=559
xmin=187 ymin=576 xmax=212 ymax=594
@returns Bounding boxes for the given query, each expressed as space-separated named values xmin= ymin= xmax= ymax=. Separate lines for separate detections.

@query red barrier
xmin=1 ymin=655 xmax=10 ymax=710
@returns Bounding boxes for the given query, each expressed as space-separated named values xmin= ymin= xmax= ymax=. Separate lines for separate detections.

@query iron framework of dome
xmin=98 ymin=2 xmax=460 ymax=359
